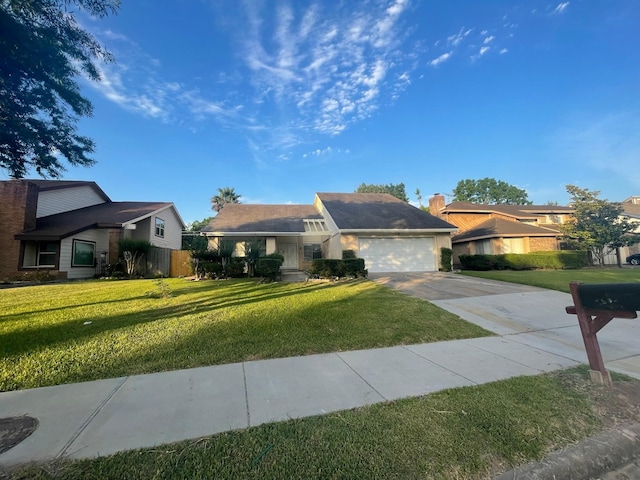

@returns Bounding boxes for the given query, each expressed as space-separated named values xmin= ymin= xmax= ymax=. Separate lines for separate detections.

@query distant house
xmin=616 ymin=196 xmax=640 ymax=262
xmin=428 ymin=194 xmax=574 ymax=264
xmin=0 ymin=180 xmax=185 ymax=280
xmin=202 ymin=192 xmax=457 ymax=273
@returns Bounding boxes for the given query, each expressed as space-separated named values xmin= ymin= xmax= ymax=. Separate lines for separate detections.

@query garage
xmin=358 ymin=237 xmax=435 ymax=272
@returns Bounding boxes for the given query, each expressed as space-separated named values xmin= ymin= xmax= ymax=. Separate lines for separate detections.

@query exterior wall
xmin=59 ymin=229 xmax=110 ymax=279
xmin=36 ymin=185 xmax=106 ymax=217
xmin=529 ymin=237 xmax=559 ymax=251
xmin=129 ymin=208 xmax=183 ymax=250
xmin=0 ymin=181 xmax=38 ymax=280
xmin=339 ymin=234 xmax=359 ymax=257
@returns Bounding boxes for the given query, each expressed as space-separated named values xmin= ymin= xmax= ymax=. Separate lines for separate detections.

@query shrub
xmin=342 ymin=250 xmax=357 ymax=259
xmin=309 ymin=258 xmax=367 ymax=278
xmin=459 ymin=251 xmax=588 ymax=271
xmin=224 ymin=257 xmax=246 ymax=277
xmin=256 ymin=254 xmax=284 ymax=281
xmin=118 ymin=239 xmax=152 ymax=276
xmin=440 ymin=247 xmax=453 ymax=272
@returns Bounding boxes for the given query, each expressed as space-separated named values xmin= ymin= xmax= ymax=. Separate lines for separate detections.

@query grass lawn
xmin=0 ymin=278 xmax=490 ymax=391
xmin=6 ymin=367 xmax=640 ymax=480
xmin=461 ymin=268 xmax=640 ymax=292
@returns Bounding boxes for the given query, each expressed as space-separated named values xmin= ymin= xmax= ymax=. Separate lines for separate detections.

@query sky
xmin=11 ymin=0 xmax=640 ymax=224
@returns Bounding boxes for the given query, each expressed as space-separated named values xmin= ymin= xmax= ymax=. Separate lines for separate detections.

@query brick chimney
xmin=0 ymin=180 xmax=39 ymax=279
xmin=428 ymin=193 xmax=446 ymax=218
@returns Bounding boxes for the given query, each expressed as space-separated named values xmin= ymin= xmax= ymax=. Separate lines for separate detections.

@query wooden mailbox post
xmin=566 ymin=282 xmax=640 ymax=386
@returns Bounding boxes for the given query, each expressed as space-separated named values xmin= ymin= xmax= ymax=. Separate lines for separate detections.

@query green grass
xmin=461 ymin=268 xmax=640 ymax=292
xmin=6 ymin=368 xmax=623 ymax=480
xmin=0 ymin=278 xmax=490 ymax=391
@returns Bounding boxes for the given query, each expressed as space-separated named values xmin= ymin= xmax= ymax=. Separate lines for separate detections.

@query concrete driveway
xmin=370 ymin=272 xmax=640 ymax=379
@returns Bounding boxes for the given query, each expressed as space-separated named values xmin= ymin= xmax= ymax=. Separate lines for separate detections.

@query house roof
xmin=452 ymin=218 xmax=562 ymax=243
xmin=317 ymin=192 xmax=456 ymax=231
xmin=15 ymin=202 xmax=177 ymax=240
xmin=202 ymin=204 xmax=322 ymax=234
xmin=442 ymin=201 xmax=573 ymax=220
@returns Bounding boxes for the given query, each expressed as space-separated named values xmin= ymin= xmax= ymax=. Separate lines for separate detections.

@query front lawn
xmin=461 ymin=268 xmax=640 ymax=292
xmin=6 ymin=368 xmax=640 ymax=480
xmin=0 ymin=278 xmax=490 ymax=391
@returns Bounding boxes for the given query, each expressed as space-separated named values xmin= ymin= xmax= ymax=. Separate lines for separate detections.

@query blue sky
xmin=17 ymin=1 xmax=640 ymax=224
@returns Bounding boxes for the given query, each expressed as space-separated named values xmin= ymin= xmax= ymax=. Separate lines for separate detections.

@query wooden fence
xmin=170 ymin=250 xmax=192 ymax=277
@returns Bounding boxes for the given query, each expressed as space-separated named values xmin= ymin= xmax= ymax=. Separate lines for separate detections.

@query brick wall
xmin=0 ymin=181 xmax=38 ymax=279
xmin=529 ymin=237 xmax=560 ymax=251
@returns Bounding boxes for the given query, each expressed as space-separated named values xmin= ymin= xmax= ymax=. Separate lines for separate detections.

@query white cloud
xmin=552 ymin=2 xmax=570 ymax=14
xmin=479 ymin=46 xmax=490 ymax=56
xmin=429 ymin=51 xmax=452 ymax=67
xmin=483 ymin=35 xmax=495 ymax=44
xmin=500 ymin=48 xmax=508 ymax=54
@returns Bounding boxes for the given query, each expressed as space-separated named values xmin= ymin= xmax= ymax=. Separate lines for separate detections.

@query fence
xmin=170 ymin=250 xmax=192 ymax=277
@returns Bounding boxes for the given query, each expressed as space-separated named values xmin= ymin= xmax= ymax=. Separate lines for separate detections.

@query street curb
xmin=493 ymin=423 xmax=640 ymax=480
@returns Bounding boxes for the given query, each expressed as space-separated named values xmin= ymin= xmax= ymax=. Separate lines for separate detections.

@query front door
xmin=279 ymin=243 xmax=298 ymax=269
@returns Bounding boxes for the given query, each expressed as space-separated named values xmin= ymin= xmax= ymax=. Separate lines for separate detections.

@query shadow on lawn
xmin=0 ymin=280 xmax=346 ymax=358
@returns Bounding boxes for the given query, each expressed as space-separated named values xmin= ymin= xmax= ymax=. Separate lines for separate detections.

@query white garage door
xmin=358 ymin=237 xmax=435 ymax=273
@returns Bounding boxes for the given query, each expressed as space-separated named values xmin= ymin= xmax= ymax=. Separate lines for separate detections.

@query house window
xmin=72 ymin=240 xmax=95 ymax=267
xmin=155 ymin=217 xmax=165 ymax=237
xmin=303 ymin=244 xmax=322 ymax=263
xmin=22 ymin=241 xmax=57 ymax=268
xmin=475 ymin=239 xmax=492 ymax=254
xmin=503 ymin=238 xmax=525 ymax=254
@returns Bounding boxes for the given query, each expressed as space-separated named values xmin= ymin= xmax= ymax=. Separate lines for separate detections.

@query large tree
xmin=0 ymin=0 xmax=119 ymax=179
xmin=355 ymin=182 xmax=409 ymax=202
xmin=211 ymin=187 xmax=241 ymax=213
xmin=560 ymin=185 xmax=639 ymax=266
xmin=453 ymin=178 xmax=532 ymax=205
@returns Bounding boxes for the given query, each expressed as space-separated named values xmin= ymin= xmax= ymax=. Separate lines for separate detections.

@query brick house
xmin=428 ymin=194 xmax=574 ymax=265
xmin=0 ymin=180 xmax=184 ymax=280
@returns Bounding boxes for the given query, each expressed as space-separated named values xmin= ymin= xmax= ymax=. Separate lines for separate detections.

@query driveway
xmin=370 ymin=272 xmax=640 ymax=379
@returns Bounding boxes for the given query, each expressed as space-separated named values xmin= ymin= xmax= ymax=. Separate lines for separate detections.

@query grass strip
xmin=7 ymin=368 xmax=636 ymax=480
xmin=460 ymin=268 xmax=640 ymax=292
xmin=0 ymin=278 xmax=490 ymax=391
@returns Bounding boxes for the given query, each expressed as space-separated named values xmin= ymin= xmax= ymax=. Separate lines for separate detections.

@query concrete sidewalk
xmin=1 ymin=336 xmax=581 ymax=466
xmin=2 ymin=273 xmax=640 ymax=468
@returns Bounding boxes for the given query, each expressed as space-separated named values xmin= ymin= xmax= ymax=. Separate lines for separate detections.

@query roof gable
xmin=442 ymin=201 xmax=573 ymax=220
xmin=317 ymin=192 xmax=456 ymax=230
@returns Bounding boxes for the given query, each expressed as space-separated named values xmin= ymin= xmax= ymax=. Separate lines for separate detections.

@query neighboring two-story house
xmin=0 ymin=180 xmax=185 ymax=280
xmin=428 ymin=194 xmax=574 ymax=264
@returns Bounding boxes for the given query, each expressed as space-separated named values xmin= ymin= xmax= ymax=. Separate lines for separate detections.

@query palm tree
xmin=211 ymin=187 xmax=241 ymax=212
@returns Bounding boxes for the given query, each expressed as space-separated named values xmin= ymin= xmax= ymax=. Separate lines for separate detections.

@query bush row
xmin=459 ymin=251 xmax=588 ymax=271
xmin=308 ymin=258 xmax=367 ymax=278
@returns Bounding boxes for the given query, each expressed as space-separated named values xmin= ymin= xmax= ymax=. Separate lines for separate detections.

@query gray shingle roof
xmin=452 ymin=218 xmax=561 ymax=242
xmin=202 ymin=204 xmax=322 ymax=233
xmin=317 ymin=193 xmax=456 ymax=230
xmin=16 ymin=202 xmax=174 ymax=240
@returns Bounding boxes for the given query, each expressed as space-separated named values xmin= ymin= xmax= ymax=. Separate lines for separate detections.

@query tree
xmin=452 ymin=178 xmax=532 ymax=205
xmin=186 ymin=217 xmax=214 ymax=232
xmin=559 ymin=185 xmax=640 ymax=266
xmin=355 ymin=182 xmax=409 ymax=202
xmin=0 ymin=0 xmax=119 ymax=179
xmin=211 ymin=187 xmax=241 ymax=212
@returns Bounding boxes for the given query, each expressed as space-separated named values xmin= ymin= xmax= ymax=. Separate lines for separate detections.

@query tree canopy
xmin=559 ymin=185 xmax=639 ymax=265
xmin=0 ymin=0 xmax=119 ymax=178
xmin=452 ymin=178 xmax=532 ymax=205
xmin=186 ymin=217 xmax=214 ymax=232
xmin=355 ymin=182 xmax=409 ymax=202
xmin=211 ymin=187 xmax=241 ymax=212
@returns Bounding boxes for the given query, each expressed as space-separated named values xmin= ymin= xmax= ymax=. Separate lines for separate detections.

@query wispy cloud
xmin=552 ymin=2 xmax=570 ymax=15
xmin=429 ymin=51 xmax=453 ymax=67
xmin=241 ymin=0 xmax=416 ymax=138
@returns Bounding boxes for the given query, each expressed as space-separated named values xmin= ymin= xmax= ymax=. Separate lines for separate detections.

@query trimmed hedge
xmin=440 ymin=247 xmax=453 ymax=272
xmin=309 ymin=258 xmax=367 ymax=278
xmin=459 ymin=251 xmax=588 ymax=271
xmin=256 ymin=254 xmax=284 ymax=280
